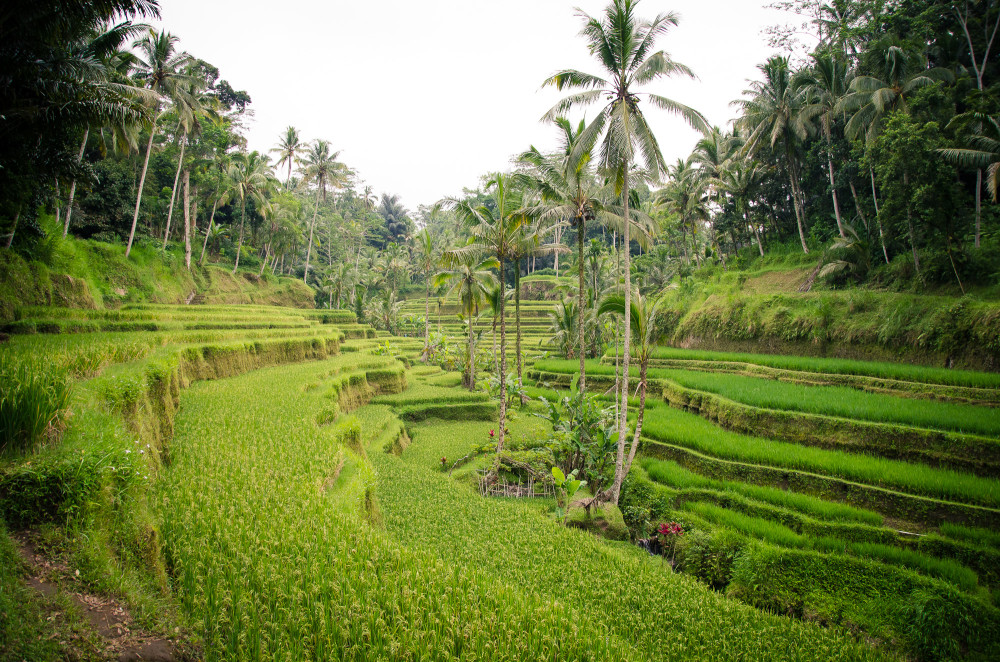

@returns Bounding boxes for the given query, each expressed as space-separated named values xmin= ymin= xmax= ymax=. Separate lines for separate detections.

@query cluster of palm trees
xmin=653 ymin=1 xmax=998 ymax=283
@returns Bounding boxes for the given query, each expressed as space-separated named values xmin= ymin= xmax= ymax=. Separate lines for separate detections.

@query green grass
xmin=647 ymin=346 xmax=1000 ymax=390
xmin=640 ymin=402 xmax=1000 ymax=508
xmin=640 ymin=458 xmax=884 ymax=525
xmin=535 ymin=358 xmax=1000 ymax=437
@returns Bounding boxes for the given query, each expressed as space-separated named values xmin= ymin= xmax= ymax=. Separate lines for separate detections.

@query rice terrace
xmin=3 ymin=0 xmax=1000 ymax=660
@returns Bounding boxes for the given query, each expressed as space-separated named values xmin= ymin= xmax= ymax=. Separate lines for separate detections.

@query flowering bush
xmin=657 ymin=521 xmax=684 ymax=564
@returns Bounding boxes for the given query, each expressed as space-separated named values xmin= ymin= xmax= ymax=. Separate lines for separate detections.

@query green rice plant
xmin=647 ymin=346 xmax=1000 ymax=390
xmin=640 ymin=402 xmax=1000 ymax=508
xmin=847 ymin=542 xmax=980 ymax=593
xmin=653 ymin=368 xmax=1000 ymax=438
xmin=534 ymin=358 xmax=1000 ymax=437
xmin=685 ymin=501 xmax=810 ymax=549
xmin=939 ymin=522 xmax=1000 ymax=550
xmin=0 ymin=352 xmax=70 ymax=455
xmin=640 ymin=458 xmax=884 ymax=525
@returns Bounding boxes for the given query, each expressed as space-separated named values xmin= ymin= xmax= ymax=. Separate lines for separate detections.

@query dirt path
xmin=15 ymin=532 xmax=184 ymax=662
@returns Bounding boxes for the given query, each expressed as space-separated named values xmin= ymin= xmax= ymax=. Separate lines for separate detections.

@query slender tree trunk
xmin=304 ymin=189 xmax=320 ymax=283
xmin=200 ymin=197 xmax=219 ymax=266
xmin=495 ymin=256 xmax=508 ymax=473
xmin=848 ymin=179 xmax=869 ymax=235
xmin=975 ymin=169 xmax=982 ymax=248
xmin=577 ymin=218 xmax=586 ymax=392
xmin=64 ymin=128 xmax=89 ymax=238
xmin=825 ymin=136 xmax=845 ymax=238
xmin=515 ymin=258 xmax=523 ymax=383
xmin=183 ymin=169 xmax=191 ymax=269
xmin=468 ymin=309 xmax=475 ymax=391
xmin=624 ymin=357 xmax=648 ymax=479
xmin=903 ymin=170 xmax=920 ymax=276
xmin=233 ymin=202 xmax=246 ymax=273
xmin=554 ymin=225 xmax=561 ymax=277
xmin=53 ymin=177 xmax=61 ymax=229
xmin=163 ymin=136 xmax=185 ymax=249
xmin=748 ymin=210 xmax=764 ymax=256
xmin=870 ymin=167 xmax=889 ymax=265
xmin=191 ymin=185 xmax=198 ymax=237
xmin=946 ymin=236 xmax=966 ymax=295
xmin=613 ymin=165 xmax=632 ymax=505
xmin=786 ymin=147 xmax=809 ymax=253
xmin=5 ymin=210 xmax=20 ymax=248
xmin=422 ymin=276 xmax=430 ymax=361
xmin=127 ymin=126 xmax=158 ymax=259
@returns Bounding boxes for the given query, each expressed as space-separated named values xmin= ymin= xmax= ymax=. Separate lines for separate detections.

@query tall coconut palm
xmin=519 ymin=116 xmax=614 ymax=393
xmin=941 ymin=105 xmax=999 ymax=247
xmin=658 ymin=157 xmax=710 ymax=265
xmin=227 ymin=151 xmax=276 ymax=273
xmin=597 ymin=289 xmax=662 ymax=490
xmin=719 ymin=157 xmax=769 ymax=256
xmin=445 ymin=173 xmax=528 ymax=472
xmin=125 ymin=28 xmax=195 ymax=258
xmin=543 ymin=0 xmax=706 ymax=503
xmin=737 ymin=55 xmax=813 ymax=254
xmin=414 ymin=227 xmax=436 ymax=360
xmin=299 ymin=140 xmax=346 ymax=283
xmin=434 ymin=251 xmax=499 ymax=390
xmin=271 ymin=126 xmax=304 ymax=188
xmin=162 ymin=78 xmax=216 ymax=250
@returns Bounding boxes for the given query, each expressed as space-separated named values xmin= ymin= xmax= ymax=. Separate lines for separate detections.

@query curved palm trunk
xmin=200 ymin=196 xmax=219 ymax=266
xmin=577 ymin=217 xmax=586 ymax=392
xmin=870 ymin=167 xmax=889 ymax=264
xmin=64 ymin=128 xmax=89 ymax=238
xmin=5 ymin=210 xmax=20 ymax=248
xmin=182 ymin=169 xmax=191 ymax=269
xmin=163 ymin=135 xmax=185 ymax=249
xmin=304 ymin=189 xmax=320 ymax=283
xmin=612 ymin=166 xmax=632 ymax=505
xmin=233 ymin=202 xmax=246 ymax=273
xmin=515 ymin=259 xmax=523 ymax=383
xmin=903 ymin=170 xmax=920 ymax=276
xmin=848 ymin=179 xmax=869 ymax=235
xmin=824 ymin=134 xmax=845 ymax=238
xmin=495 ymin=256 xmax=508 ymax=474
xmin=786 ymin=145 xmax=809 ymax=253
xmin=422 ymin=276 xmax=430 ymax=361
xmin=748 ymin=210 xmax=764 ymax=256
xmin=624 ymin=356 xmax=648 ymax=479
xmin=126 ymin=127 xmax=158 ymax=259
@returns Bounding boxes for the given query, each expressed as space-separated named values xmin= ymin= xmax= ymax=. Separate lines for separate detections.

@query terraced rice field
xmin=2 ymin=298 xmax=999 ymax=660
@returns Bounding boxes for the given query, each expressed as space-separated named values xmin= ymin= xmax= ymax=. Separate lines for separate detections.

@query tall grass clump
xmin=0 ymin=352 xmax=70 ymax=455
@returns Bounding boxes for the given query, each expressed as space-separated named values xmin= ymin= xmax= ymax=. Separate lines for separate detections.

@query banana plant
xmin=551 ymin=466 xmax=586 ymax=525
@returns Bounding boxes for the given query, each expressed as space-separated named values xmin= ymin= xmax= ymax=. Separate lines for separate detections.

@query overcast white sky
xmin=153 ymin=0 xmax=801 ymax=212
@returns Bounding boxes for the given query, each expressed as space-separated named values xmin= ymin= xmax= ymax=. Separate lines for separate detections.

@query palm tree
xmin=162 ymin=77 xmax=216 ymax=251
xmin=838 ymin=43 xmax=954 ymax=269
xmin=657 ymin=157 xmax=710 ymax=265
xmin=690 ymin=127 xmax=735 ymax=255
xmin=737 ymin=55 xmax=813 ymax=254
xmin=414 ymin=228 xmax=436 ymax=360
xmin=519 ymin=116 xmax=613 ymax=392
xmin=547 ymin=297 xmax=580 ymax=359
xmin=63 ymin=19 xmax=148 ymax=238
xmin=125 ymin=29 xmax=195 ymax=258
xmin=227 ymin=151 xmax=276 ymax=273
xmin=941 ymin=106 xmax=1000 ymax=247
xmin=485 ymin=283 xmax=513 ymax=370
xmin=797 ymin=51 xmax=851 ymax=239
xmin=434 ymin=251 xmax=499 ymax=390
xmin=719 ymin=157 xmax=769 ymax=257
xmin=271 ymin=126 xmax=304 ymax=188
xmin=597 ymin=289 xmax=662 ymax=493
xmin=445 ymin=173 xmax=528 ymax=471
xmin=543 ymin=0 xmax=706 ymax=503
xmin=299 ymin=140 xmax=346 ymax=283
xmin=200 ymin=153 xmax=233 ymax=266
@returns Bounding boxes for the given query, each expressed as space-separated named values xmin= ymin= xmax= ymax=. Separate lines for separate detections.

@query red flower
xmin=489 ymin=429 xmax=495 ymax=438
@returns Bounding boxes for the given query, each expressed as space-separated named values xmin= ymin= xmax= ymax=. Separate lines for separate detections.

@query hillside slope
xmin=0 ymin=238 xmax=314 ymax=321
